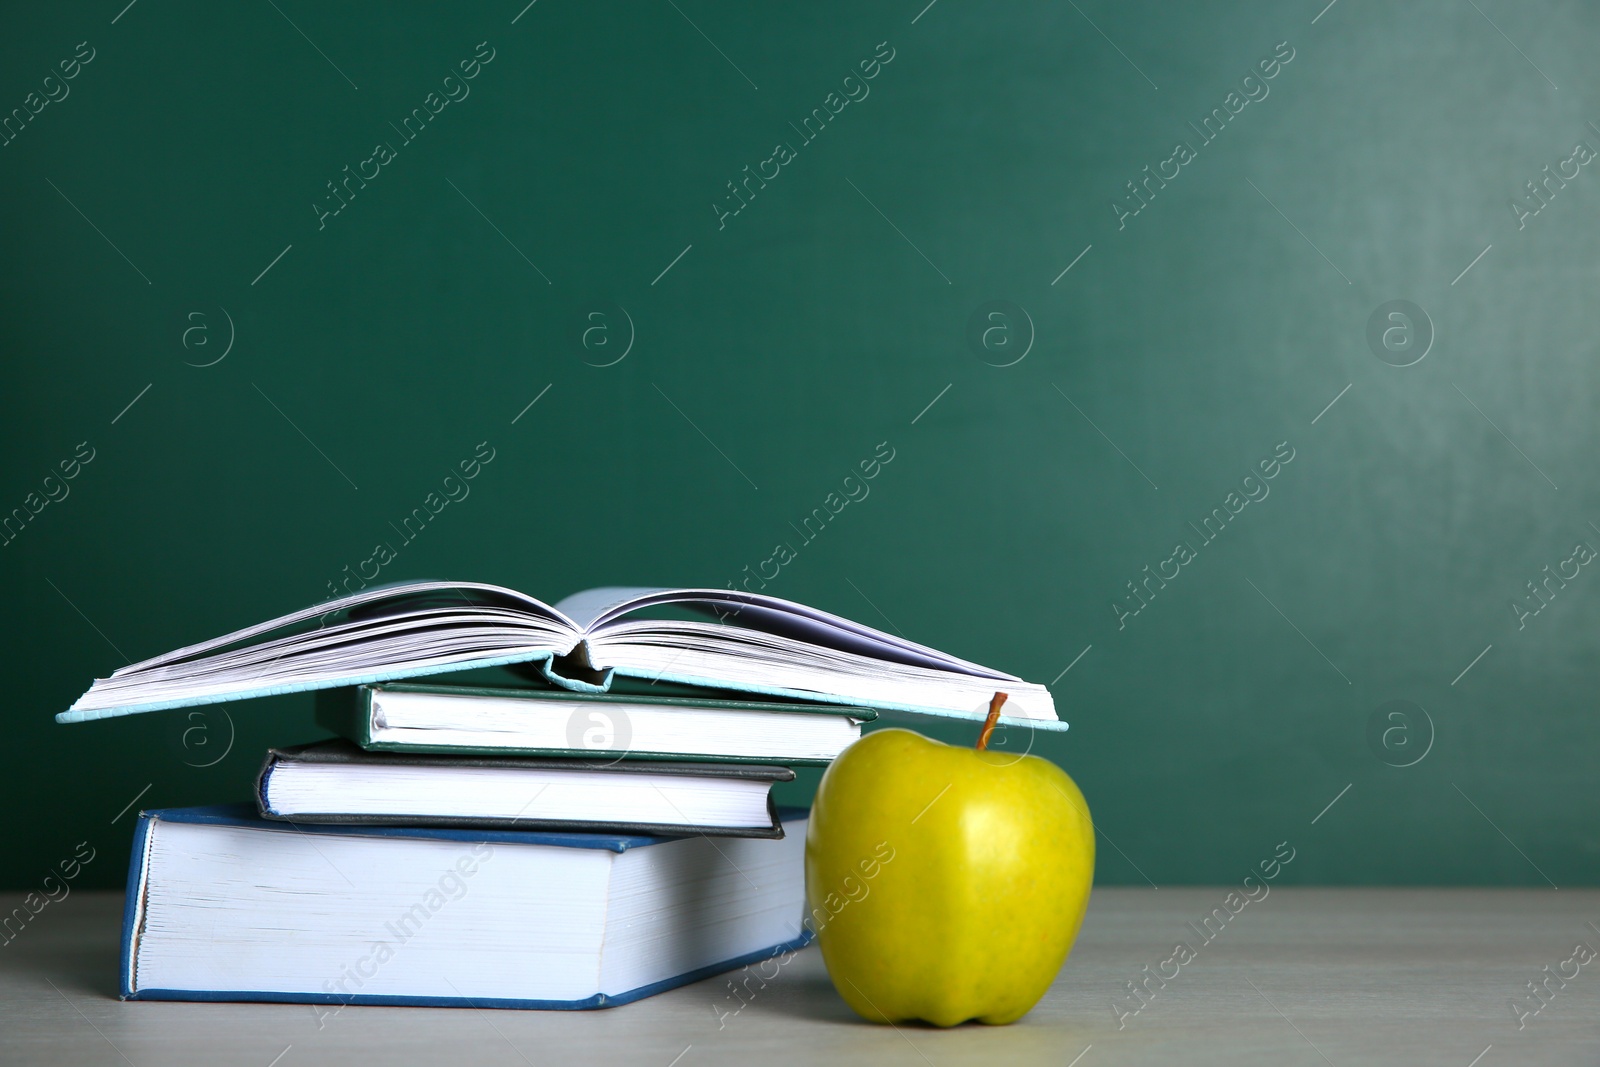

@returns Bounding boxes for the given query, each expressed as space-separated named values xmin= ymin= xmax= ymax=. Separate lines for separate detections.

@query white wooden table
xmin=2 ymin=888 xmax=1592 ymax=1065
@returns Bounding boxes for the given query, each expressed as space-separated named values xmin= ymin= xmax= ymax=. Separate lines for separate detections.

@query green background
xmin=2 ymin=0 xmax=1594 ymax=889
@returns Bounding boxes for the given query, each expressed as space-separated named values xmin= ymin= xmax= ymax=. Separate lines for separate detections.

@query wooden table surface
xmin=1 ymin=887 xmax=1593 ymax=1066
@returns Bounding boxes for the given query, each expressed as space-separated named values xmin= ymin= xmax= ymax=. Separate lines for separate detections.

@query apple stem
xmin=975 ymin=692 xmax=1008 ymax=751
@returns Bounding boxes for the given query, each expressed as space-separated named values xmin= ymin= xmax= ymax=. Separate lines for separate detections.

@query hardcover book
xmin=122 ymin=805 xmax=810 ymax=1009
xmin=59 ymin=581 xmax=1063 ymax=729
xmin=257 ymin=739 xmax=794 ymax=837
xmin=317 ymin=683 xmax=874 ymax=765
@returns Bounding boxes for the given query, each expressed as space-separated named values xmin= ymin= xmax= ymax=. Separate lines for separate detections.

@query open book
xmin=59 ymin=581 xmax=1064 ymax=729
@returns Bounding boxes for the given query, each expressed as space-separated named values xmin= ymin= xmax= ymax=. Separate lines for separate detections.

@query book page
xmin=559 ymin=587 xmax=1013 ymax=679
xmin=117 ymin=580 xmax=576 ymax=676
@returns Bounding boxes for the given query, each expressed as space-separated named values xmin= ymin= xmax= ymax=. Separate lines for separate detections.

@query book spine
xmin=119 ymin=812 xmax=157 ymax=999
xmin=254 ymin=752 xmax=275 ymax=816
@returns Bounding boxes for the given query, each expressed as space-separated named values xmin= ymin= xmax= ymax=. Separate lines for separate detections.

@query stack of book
xmin=63 ymin=581 xmax=1064 ymax=1011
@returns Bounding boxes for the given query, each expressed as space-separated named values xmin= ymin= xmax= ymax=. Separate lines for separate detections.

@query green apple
xmin=804 ymin=694 xmax=1094 ymax=1026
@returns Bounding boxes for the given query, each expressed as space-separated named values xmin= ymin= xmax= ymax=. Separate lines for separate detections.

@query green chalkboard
xmin=2 ymin=0 xmax=1596 ymax=891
